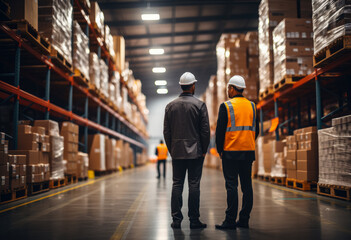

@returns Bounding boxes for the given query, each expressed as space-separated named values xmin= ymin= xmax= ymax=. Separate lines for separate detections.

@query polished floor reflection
xmin=1 ymin=162 xmax=351 ymax=240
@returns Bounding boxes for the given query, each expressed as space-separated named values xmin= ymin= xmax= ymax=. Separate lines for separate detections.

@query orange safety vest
xmin=157 ymin=143 xmax=168 ymax=160
xmin=223 ymin=97 xmax=256 ymax=151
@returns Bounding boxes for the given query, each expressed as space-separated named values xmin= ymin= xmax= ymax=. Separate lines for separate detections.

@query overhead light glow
xmin=141 ymin=14 xmax=160 ymax=21
xmin=155 ymin=80 xmax=167 ymax=86
xmin=152 ymin=67 xmax=166 ymax=73
xmin=149 ymin=48 xmax=164 ymax=55
xmin=157 ymin=88 xmax=168 ymax=94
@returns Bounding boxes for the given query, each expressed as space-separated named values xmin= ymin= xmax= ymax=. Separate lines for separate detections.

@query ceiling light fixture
xmin=155 ymin=80 xmax=167 ymax=86
xmin=141 ymin=13 xmax=160 ymax=21
xmin=152 ymin=67 xmax=166 ymax=73
xmin=149 ymin=48 xmax=164 ymax=55
xmin=157 ymin=88 xmax=168 ymax=94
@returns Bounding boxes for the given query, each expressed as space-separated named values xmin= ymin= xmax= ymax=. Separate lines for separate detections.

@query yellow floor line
xmin=0 ymin=173 xmax=118 ymax=214
xmin=110 ymin=184 xmax=148 ymax=240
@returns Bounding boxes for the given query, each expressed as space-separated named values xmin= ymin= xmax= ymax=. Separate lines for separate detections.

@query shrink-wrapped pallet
xmin=100 ymin=59 xmax=109 ymax=97
xmin=313 ymin=0 xmax=351 ymax=55
xmin=90 ymin=1 xmax=104 ymax=36
xmin=318 ymin=115 xmax=351 ymax=187
xmin=38 ymin=0 xmax=72 ymax=64
xmin=73 ymin=21 xmax=90 ymax=79
xmin=89 ymin=53 xmax=100 ymax=89
xmin=273 ymin=18 xmax=314 ymax=84
xmin=88 ymin=134 xmax=106 ymax=171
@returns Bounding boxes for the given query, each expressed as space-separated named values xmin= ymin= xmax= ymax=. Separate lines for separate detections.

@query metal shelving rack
xmin=257 ymin=52 xmax=351 ymax=138
xmin=0 ymin=1 xmax=148 ymax=162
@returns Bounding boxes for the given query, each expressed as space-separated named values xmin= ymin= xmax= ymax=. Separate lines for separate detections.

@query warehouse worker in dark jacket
xmin=164 ymin=72 xmax=210 ymax=229
xmin=155 ymin=140 xmax=168 ymax=178
xmin=215 ymin=75 xmax=259 ymax=230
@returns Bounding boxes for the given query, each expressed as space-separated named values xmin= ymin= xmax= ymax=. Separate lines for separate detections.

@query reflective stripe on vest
xmin=157 ymin=144 xmax=168 ymax=160
xmin=223 ymin=98 xmax=256 ymax=151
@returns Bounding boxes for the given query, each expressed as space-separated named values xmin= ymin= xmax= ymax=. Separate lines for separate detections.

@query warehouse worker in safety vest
xmin=164 ymin=72 xmax=210 ymax=229
xmin=155 ymin=140 xmax=168 ymax=178
xmin=215 ymin=75 xmax=259 ymax=230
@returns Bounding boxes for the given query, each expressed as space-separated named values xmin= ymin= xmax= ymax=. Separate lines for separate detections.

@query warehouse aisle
xmin=0 ymin=163 xmax=351 ymax=240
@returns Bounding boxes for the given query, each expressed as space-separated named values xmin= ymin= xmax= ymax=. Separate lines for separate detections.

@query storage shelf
xmin=0 ymin=22 xmax=147 ymax=149
xmin=73 ymin=0 xmax=148 ymax=124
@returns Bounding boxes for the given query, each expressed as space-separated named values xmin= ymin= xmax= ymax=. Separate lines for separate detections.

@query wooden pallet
xmin=313 ymin=35 xmax=351 ymax=68
xmin=28 ymin=181 xmax=50 ymax=196
xmin=294 ymin=179 xmax=317 ymax=191
xmin=88 ymin=82 xmax=101 ymax=97
xmin=259 ymin=86 xmax=274 ymax=101
xmin=0 ymin=187 xmax=27 ymax=205
xmin=286 ymin=178 xmax=295 ymax=188
xmin=270 ymin=176 xmax=286 ymax=186
xmin=273 ymin=75 xmax=305 ymax=92
xmin=317 ymin=183 xmax=351 ymax=201
xmin=73 ymin=68 xmax=89 ymax=87
xmin=257 ymin=175 xmax=271 ymax=182
xmin=4 ymin=20 xmax=51 ymax=54
xmin=66 ymin=174 xmax=78 ymax=185
xmin=78 ymin=176 xmax=88 ymax=181
xmin=50 ymin=47 xmax=73 ymax=73
xmin=49 ymin=178 xmax=66 ymax=189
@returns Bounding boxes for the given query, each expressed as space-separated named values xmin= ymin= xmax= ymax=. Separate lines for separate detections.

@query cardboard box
xmin=18 ymin=133 xmax=39 ymax=150
xmin=297 ymin=149 xmax=317 ymax=161
xmin=296 ymin=170 xmax=317 ymax=181
xmin=19 ymin=164 xmax=26 ymax=176
xmin=113 ymin=36 xmax=125 ymax=71
xmin=286 ymin=150 xmax=297 ymax=161
xmin=40 ymin=152 xmax=49 ymax=164
xmin=301 ymin=126 xmax=317 ymax=133
xmin=64 ymin=142 xmax=78 ymax=152
xmin=8 ymin=155 xmax=26 ymax=165
xmin=10 ymin=165 xmax=19 ymax=177
xmin=287 ymin=169 xmax=296 ymax=179
xmin=8 ymin=0 xmax=38 ymax=30
xmin=61 ymin=132 xmax=79 ymax=143
xmin=9 ymin=150 xmax=40 ymax=165
xmin=32 ymin=126 xmax=46 ymax=135
xmin=304 ymin=132 xmax=318 ymax=141
xmin=286 ymin=159 xmax=297 ymax=170
xmin=41 ymin=142 xmax=50 ymax=152
xmin=63 ymin=152 xmax=78 ymax=161
xmin=0 ymin=151 xmax=8 ymax=165
xmin=273 ymin=140 xmax=285 ymax=153
xmin=88 ymin=134 xmax=106 ymax=171
xmin=61 ymin=122 xmax=79 ymax=134
xmin=18 ymin=125 xmax=32 ymax=134
xmin=0 ymin=176 xmax=9 ymax=191
xmin=297 ymin=160 xmax=318 ymax=172
xmin=0 ymin=163 xmax=9 ymax=176
xmin=27 ymin=173 xmax=45 ymax=183
xmin=305 ymin=140 xmax=318 ymax=151
xmin=27 ymin=164 xmax=41 ymax=175
xmin=34 ymin=120 xmax=60 ymax=136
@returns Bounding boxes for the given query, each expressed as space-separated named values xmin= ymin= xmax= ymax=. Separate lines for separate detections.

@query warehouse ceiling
xmin=98 ymin=0 xmax=260 ymax=99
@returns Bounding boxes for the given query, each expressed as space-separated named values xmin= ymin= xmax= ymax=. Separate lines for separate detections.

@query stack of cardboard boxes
xmin=105 ymin=137 xmax=117 ymax=171
xmin=113 ymin=36 xmax=125 ymax=72
xmin=90 ymin=1 xmax=105 ymax=37
xmin=8 ymin=154 xmax=27 ymax=191
xmin=318 ymin=115 xmax=351 ymax=187
xmin=258 ymin=0 xmax=312 ymax=94
xmin=0 ymin=134 xmax=9 ymax=191
xmin=10 ymin=123 xmax=52 ymax=184
xmin=273 ymin=18 xmax=314 ymax=84
xmin=271 ymin=140 xmax=286 ymax=177
xmin=286 ymin=135 xmax=298 ymax=179
xmin=34 ymin=120 xmax=64 ymax=180
xmin=245 ymin=32 xmax=259 ymax=102
xmin=61 ymin=122 xmax=79 ymax=176
xmin=295 ymin=126 xmax=318 ymax=181
xmin=73 ymin=21 xmax=90 ymax=79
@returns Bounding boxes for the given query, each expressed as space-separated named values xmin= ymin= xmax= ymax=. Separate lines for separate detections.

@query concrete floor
xmin=0 ymin=162 xmax=350 ymax=240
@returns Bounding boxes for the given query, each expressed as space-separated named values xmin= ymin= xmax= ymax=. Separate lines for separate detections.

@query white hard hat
xmin=179 ymin=72 xmax=197 ymax=85
xmin=228 ymin=75 xmax=246 ymax=89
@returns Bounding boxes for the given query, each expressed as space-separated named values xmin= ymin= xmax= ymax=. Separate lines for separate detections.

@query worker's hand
xmin=220 ymin=153 xmax=223 ymax=158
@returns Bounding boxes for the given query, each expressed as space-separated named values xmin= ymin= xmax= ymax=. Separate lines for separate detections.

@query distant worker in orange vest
xmin=215 ymin=75 xmax=259 ymax=230
xmin=156 ymin=140 xmax=168 ymax=178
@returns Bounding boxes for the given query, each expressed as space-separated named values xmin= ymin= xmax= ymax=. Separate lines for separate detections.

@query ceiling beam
xmin=128 ymin=53 xmax=216 ymax=65
xmin=123 ymin=27 xmax=257 ymax=39
xmin=126 ymin=48 xmax=213 ymax=59
xmin=106 ymin=14 xmax=258 ymax=27
xmin=98 ymin=1 xmax=260 ymax=9
xmin=125 ymin=40 xmax=214 ymax=50
xmin=130 ymin=58 xmax=216 ymax=69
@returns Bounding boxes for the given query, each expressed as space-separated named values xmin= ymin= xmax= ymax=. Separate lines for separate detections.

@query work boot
xmin=236 ymin=220 xmax=249 ymax=228
xmin=190 ymin=219 xmax=207 ymax=229
xmin=171 ymin=221 xmax=181 ymax=229
xmin=215 ymin=220 xmax=236 ymax=230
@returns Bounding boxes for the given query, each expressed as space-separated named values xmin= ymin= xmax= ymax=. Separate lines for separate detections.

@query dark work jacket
xmin=163 ymin=92 xmax=210 ymax=160
xmin=215 ymin=95 xmax=260 ymax=161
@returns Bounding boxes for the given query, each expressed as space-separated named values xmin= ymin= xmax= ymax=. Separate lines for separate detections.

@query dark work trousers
xmin=157 ymin=159 xmax=166 ymax=177
xmin=171 ymin=158 xmax=204 ymax=223
xmin=222 ymin=155 xmax=253 ymax=223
